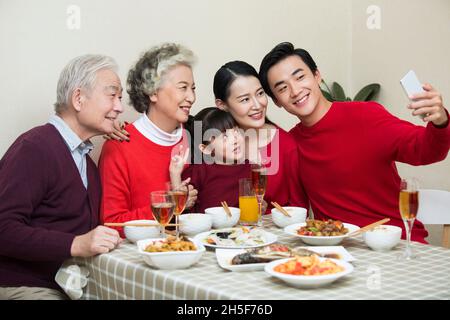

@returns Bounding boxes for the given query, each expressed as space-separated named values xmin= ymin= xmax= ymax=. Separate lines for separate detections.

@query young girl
xmin=170 ymin=107 xmax=251 ymax=213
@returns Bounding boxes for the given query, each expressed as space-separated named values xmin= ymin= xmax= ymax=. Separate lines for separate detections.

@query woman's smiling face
xmin=218 ymin=75 xmax=268 ymax=130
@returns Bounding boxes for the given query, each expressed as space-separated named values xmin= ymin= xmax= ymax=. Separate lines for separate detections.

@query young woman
xmin=170 ymin=107 xmax=250 ymax=213
xmin=212 ymin=61 xmax=309 ymax=212
xmin=98 ymin=43 xmax=198 ymax=235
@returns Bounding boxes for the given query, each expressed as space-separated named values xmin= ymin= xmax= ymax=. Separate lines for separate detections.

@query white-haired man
xmin=0 ymin=54 xmax=124 ymax=299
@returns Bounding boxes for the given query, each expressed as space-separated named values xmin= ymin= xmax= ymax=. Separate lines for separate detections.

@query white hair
xmin=127 ymin=43 xmax=196 ymax=113
xmin=54 ymin=54 xmax=118 ymax=113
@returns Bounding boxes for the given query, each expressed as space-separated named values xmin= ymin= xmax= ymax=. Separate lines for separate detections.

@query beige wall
xmin=1 ymin=0 xmax=448 ymax=242
xmin=351 ymin=0 xmax=450 ymax=191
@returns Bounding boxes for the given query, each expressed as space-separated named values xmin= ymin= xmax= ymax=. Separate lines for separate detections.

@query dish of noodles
xmin=297 ymin=219 xmax=349 ymax=237
xmin=273 ymin=255 xmax=343 ymax=276
xmin=265 ymin=255 xmax=354 ymax=288
xmin=144 ymin=236 xmax=197 ymax=252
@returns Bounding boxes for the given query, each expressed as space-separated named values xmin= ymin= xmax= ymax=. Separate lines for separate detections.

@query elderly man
xmin=0 ymin=54 xmax=124 ymax=300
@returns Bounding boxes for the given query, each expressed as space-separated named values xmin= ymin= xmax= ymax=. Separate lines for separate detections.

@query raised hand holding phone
xmin=400 ymin=70 xmax=448 ymax=126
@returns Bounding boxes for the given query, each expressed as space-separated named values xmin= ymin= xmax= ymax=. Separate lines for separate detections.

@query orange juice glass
xmin=238 ymin=178 xmax=259 ymax=225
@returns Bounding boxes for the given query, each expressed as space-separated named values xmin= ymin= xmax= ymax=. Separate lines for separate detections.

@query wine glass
xmin=150 ymin=190 xmax=176 ymax=238
xmin=251 ymin=163 xmax=267 ymax=227
xmin=167 ymin=182 xmax=189 ymax=238
xmin=398 ymin=178 xmax=419 ymax=260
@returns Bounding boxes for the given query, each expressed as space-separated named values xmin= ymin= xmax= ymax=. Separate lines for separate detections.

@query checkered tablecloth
xmin=60 ymin=217 xmax=450 ymax=300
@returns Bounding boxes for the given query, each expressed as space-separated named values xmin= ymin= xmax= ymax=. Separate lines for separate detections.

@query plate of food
xmin=215 ymin=244 xmax=292 ymax=272
xmin=264 ymin=255 xmax=354 ymax=288
xmin=284 ymin=219 xmax=359 ymax=246
xmin=194 ymin=226 xmax=277 ymax=249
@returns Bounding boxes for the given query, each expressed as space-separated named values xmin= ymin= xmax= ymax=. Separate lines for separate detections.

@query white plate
xmin=265 ymin=257 xmax=354 ymax=289
xmin=194 ymin=227 xmax=278 ymax=249
xmin=215 ymin=249 xmax=268 ymax=272
xmin=294 ymin=246 xmax=356 ymax=262
xmin=284 ymin=222 xmax=360 ymax=246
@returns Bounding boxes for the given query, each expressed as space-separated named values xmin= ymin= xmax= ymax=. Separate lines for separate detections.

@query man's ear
xmin=215 ymin=99 xmax=228 ymax=111
xmin=273 ymin=97 xmax=283 ymax=109
xmin=71 ymin=88 xmax=83 ymax=112
xmin=314 ymin=69 xmax=323 ymax=85
xmin=198 ymin=143 xmax=212 ymax=155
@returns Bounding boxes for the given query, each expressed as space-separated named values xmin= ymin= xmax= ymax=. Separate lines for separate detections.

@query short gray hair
xmin=127 ymin=43 xmax=196 ymax=113
xmin=54 ymin=54 xmax=118 ymax=113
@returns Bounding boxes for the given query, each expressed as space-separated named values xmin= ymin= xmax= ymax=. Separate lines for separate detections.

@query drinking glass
xmin=238 ymin=178 xmax=259 ymax=225
xmin=398 ymin=178 xmax=419 ymax=260
xmin=250 ymin=163 xmax=267 ymax=227
xmin=150 ymin=190 xmax=176 ymax=238
xmin=167 ymin=182 xmax=189 ymax=238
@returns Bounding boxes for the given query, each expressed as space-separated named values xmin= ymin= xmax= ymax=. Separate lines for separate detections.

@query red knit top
xmin=289 ymin=101 xmax=450 ymax=243
xmin=99 ymin=124 xmax=187 ymax=235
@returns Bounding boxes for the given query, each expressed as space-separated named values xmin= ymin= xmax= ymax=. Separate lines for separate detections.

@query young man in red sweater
xmin=259 ymin=42 xmax=450 ymax=243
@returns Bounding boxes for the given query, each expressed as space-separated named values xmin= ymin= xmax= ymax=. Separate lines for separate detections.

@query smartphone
xmin=400 ymin=70 xmax=426 ymax=118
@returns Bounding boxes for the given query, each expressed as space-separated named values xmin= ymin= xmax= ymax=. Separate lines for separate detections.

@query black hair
xmin=259 ymin=42 xmax=318 ymax=99
xmin=213 ymin=61 xmax=260 ymax=101
xmin=185 ymin=107 xmax=238 ymax=163
xmin=213 ymin=60 xmax=275 ymax=126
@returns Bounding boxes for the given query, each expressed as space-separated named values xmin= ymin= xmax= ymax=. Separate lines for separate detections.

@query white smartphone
xmin=400 ymin=70 xmax=426 ymax=118
xmin=400 ymin=70 xmax=424 ymax=97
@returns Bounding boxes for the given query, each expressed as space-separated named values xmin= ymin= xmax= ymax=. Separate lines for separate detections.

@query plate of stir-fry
xmin=284 ymin=219 xmax=359 ymax=246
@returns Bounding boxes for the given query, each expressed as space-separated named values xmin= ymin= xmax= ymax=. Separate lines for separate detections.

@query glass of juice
xmin=238 ymin=178 xmax=259 ymax=226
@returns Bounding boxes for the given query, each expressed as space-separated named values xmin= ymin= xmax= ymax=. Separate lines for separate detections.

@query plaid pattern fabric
xmin=63 ymin=217 xmax=450 ymax=300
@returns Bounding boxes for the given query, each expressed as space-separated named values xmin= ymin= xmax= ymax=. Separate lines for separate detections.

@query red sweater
xmin=182 ymin=162 xmax=252 ymax=213
xmin=289 ymin=101 xmax=450 ymax=243
xmin=98 ymin=124 xmax=187 ymax=236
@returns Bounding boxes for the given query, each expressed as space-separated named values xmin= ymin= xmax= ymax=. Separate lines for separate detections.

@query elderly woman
xmin=99 ymin=43 xmax=197 ymax=234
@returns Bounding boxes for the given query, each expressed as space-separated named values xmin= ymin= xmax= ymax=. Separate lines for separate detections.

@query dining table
xmin=58 ymin=216 xmax=450 ymax=300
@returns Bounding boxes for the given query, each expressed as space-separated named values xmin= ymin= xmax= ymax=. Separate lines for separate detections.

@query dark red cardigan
xmin=0 ymin=124 xmax=100 ymax=290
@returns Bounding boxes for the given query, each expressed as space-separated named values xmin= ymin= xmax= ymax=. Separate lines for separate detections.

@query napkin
xmin=55 ymin=262 xmax=89 ymax=300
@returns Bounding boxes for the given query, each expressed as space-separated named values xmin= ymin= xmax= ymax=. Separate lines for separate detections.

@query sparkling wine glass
xmin=251 ymin=163 xmax=267 ymax=227
xmin=150 ymin=190 xmax=176 ymax=238
xmin=167 ymin=182 xmax=189 ymax=238
xmin=398 ymin=178 xmax=419 ymax=260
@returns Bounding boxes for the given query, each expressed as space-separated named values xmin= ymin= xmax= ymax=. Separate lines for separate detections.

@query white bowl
xmin=179 ymin=213 xmax=212 ymax=236
xmin=284 ymin=222 xmax=360 ymax=246
xmin=265 ymin=257 xmax=354 ymax=289
xmin=204 ymin=207 xmax=240 ymax=229
xmin=363 ymin=225 xmax=402 ymax=251
xmin=271 ymin=206 xmax=307 ymax=228
xmin=136 ymin=237 xmax=205 ymax=270
xmin=123 ymin=220 xmax=161 ymax=243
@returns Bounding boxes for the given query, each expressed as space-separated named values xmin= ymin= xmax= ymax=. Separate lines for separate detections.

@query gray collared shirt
xmin=48 ymin=115 xmax=94 ymax=189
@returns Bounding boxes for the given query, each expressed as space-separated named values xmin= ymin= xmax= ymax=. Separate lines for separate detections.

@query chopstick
xmin=104 ymin=222 xmax=181 ymax=227
xmin=221 ymin=201 xmax=232 ymax=218
xmin=271 ymin=202 xmax=291 ymax=217
xmin=347 ymin=218 xmax=391 ymax=237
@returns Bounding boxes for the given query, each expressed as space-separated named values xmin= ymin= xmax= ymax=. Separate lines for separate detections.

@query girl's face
xmin=201 ymin=127 xmax=244 ymax=164
xmin=149 ymin=64 xmax=196 ymax=132
xmin=217 ymin=76 xmax=268 ymax=130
